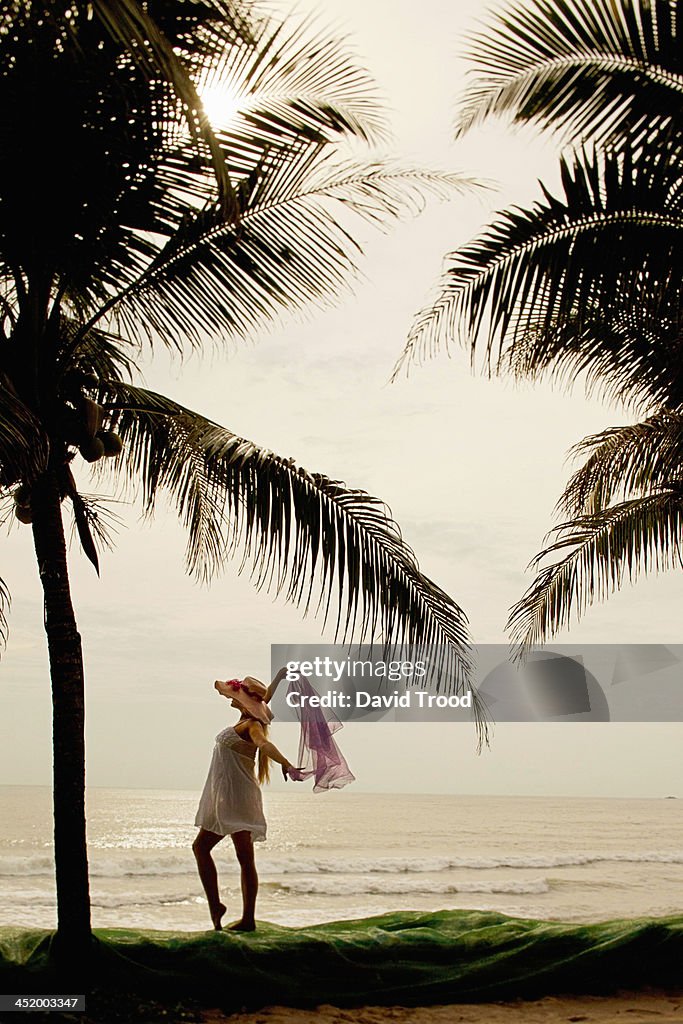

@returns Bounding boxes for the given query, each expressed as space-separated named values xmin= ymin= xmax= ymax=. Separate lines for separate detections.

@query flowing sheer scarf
xmin=285 ymin=672 xmax=355 ymax=792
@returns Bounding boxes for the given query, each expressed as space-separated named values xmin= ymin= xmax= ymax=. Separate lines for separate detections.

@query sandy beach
xmin=68 ymin=988 xmax=683 ymax=1024
xmin=200 ymin=991 xmax=683 ymax=1024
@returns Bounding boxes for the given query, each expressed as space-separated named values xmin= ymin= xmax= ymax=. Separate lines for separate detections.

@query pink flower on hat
xmin=225 ymin=678 xmax=242 ymax=691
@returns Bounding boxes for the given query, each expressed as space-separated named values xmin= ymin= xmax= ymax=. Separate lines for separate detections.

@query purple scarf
xmin=285 ymin=673 xmax=355 ymax=792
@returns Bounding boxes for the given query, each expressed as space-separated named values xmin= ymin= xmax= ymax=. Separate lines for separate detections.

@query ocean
xmin=1 ymin=786 xmax=682 ymax=931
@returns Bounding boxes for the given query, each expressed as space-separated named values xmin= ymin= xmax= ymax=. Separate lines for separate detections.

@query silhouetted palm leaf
xmin=508 ymin=493 xmax=683 ymax=653
xmin=201 ymin=12 xmax=388 ymax=146
xmin=457 ymin=0 xmax=683 ymax=148
xmin=94 ymin=381 xmax=485 ymax=738
xmin=507 ymin=409 xmax=683 ymax=647
xmin=558 ymin=410 xmax=683 ymax=517
xmin=59 ymin=465 xmax=122 ymax=575
xmin=0 ymin=383 xmax=49 ymax=488
xmin=394 ymin=146 xmax=683 ymax=397
xmin=0 ymin=574 xmax=10 ymax=650
xmin=57 ymin=321 xmax=139 ymax=383
xmin=98 ymin=152 xmax=471 ymax=348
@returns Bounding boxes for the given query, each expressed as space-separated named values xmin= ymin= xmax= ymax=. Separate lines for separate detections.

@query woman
xmin=192 ymin=668 xmax=303 ymax=931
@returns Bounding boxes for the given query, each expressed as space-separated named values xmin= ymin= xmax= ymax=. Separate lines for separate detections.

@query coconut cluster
xmin=13 ymin=483 xmax=33 ymax=524
xmin=74 ymin=396 xmax=123 ymax=464
xmin=79 ymin=428 xmax=123 ymax=463
xmin=12 ymin=371 xmax=125 ymax=526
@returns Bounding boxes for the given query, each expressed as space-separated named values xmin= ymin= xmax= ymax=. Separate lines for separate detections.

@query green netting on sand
xmin=1 ymin=910 xmax=682 ymax=1009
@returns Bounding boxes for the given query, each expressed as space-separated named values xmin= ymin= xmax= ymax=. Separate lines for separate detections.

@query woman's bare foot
xmin=211 ymin=902 xmax=227 ymax=930
xmin=227 ymin=918 xmax=255 ymax=932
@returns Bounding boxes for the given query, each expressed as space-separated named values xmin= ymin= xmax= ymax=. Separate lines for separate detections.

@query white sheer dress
xmin=194 ymin=725 xmax=267 ymax=841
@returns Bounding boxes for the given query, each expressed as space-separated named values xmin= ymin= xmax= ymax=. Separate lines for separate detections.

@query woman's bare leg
xmin=228 ymin=830 xmax=257 ymax=931
xmin=192 ymin=828 xmax=226 ymax=930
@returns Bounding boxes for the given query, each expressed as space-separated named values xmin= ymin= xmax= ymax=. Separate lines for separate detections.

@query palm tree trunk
xmin=31 ymin=465 xmax=92 ymax=963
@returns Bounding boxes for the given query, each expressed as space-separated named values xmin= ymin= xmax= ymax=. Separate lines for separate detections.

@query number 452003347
xmin=2 ymin=995 xmax=85 ymax=1012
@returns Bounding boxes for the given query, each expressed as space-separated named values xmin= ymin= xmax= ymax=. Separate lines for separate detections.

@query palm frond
xmin=0 ymin=572 xmax=10 ymax=654
xmin=458 ymin=0 xmax=683 ymax=147
xmin=393 ymin=145 xmax=683 ymax=389
xmin=68 ymin=493 xmax=122 ymax=575
xmin=558 ymin=410 xmax=683 ymax=516
xmin=56 ymin=320 xmax=140 ymax=383
xmin=203 ymin=12 xmax=389 ymax=146
xmin=60 ymin=464 xmax=121 ymax=574
xmin=0 ymin=380 xmax=49 ymax=488
xmin=499 ymin=297 xmax=683 ymax=413
xmin=507 ymin=492 xmax=683 ymax=653
xmin=93 ymin=381 xmax=485 ymax=741
xmin=94 ymin=148 xmax=474 ymax=348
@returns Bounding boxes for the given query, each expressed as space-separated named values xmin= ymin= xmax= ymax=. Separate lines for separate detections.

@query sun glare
xmin=199 ymin=83 xmax=243 ymax=127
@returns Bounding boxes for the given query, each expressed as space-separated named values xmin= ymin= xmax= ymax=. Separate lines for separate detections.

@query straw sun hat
xmin=215 ymin=675 xmax=274 ymax=725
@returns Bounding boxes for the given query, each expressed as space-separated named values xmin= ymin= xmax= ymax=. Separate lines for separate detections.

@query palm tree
xmin=0 ymin=1 xmax=482 ymax=963
xmin=392 ymin=0 xmax=683 ymax=648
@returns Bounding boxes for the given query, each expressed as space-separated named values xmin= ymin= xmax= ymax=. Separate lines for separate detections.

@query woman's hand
xmin=265 ymin=666 xmax=289 ymax=703
xmin=282 ymin=764 xmax=306 ymax=782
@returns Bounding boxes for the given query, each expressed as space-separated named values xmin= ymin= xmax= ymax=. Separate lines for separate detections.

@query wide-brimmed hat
xmin=221 ymin=675 xmax=273 ymax=725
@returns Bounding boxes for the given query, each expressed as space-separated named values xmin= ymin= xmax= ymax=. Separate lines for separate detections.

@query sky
xmin=1 ymin=0 xmax=682 ymax=798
